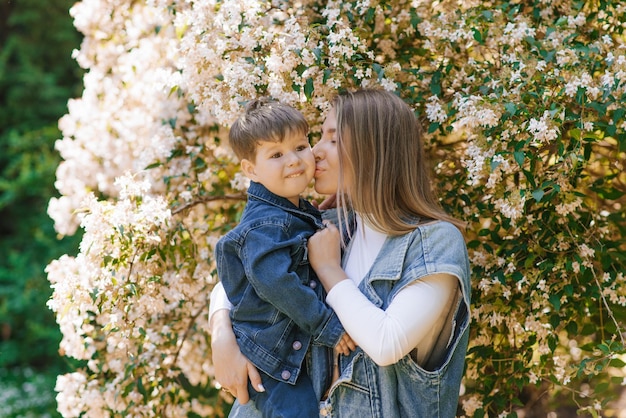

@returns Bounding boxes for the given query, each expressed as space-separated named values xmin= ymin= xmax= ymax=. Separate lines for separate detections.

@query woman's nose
xmin=312 ymin=144 xmax=324 ymax=161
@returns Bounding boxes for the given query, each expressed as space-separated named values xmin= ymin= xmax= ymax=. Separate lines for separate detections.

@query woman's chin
xmin=314 ymin=184 xmax=335 ymax=195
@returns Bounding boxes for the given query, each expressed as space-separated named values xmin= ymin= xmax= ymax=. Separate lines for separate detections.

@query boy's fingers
xmin=335 ymin=342 xmax=345 ymax=356
xmin=347 ymin=338 xmax=356 ymax=351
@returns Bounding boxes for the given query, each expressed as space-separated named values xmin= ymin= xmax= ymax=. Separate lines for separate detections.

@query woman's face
xmin=313 ymin=107 xmax=341 ymax=195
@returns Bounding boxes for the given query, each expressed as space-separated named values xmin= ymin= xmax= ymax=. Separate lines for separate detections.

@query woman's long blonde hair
xmin=334 ymin=89 xmax=465 ymax=236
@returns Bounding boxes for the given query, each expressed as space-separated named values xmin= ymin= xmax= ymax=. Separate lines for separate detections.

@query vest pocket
xmin=326 ymin=352 xmax=377 ymax=417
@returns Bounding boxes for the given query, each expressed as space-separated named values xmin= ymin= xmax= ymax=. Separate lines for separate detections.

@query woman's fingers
xmin=211 ymin=310 xmax=255 ymax=402
xmin=247 ymin=362 xmax=265 ymax=394
xmin=308 ymin=226 xmax=341 ymax=267
xmin=318 ymin=194 xmax=337 ymax=210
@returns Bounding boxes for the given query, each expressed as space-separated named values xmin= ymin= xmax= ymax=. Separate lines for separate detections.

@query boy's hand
xmin=335 ymin=332 xmax=356 ymax=356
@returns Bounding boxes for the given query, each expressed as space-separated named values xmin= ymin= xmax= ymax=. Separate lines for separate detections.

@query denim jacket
xmin=215 ymin=181 xmax=345 ymax=386
xmin=316 ymin=217 xmax=471 ymax=418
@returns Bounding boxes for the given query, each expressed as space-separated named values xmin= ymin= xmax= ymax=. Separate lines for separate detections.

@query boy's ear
xmin=240 ymin=159 xmax=258 ymax=181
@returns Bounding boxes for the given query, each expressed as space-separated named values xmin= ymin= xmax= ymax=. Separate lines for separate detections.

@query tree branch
xmin=172 ymin=194 xmax=247 ymax=215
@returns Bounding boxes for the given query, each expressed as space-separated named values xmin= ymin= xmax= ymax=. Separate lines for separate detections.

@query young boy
xmin=214 ymin=99 xmax=350 ymax=418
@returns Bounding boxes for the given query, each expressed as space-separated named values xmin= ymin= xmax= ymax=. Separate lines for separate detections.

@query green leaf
xmin=430 ymin=71 xmax=442 ymax=95
xmin=504 ymin=102 xmax=517 ymax=116
xmin=589 ymin=101 xmax=607 ymax=116
xmin=541 ymin=49 xmax=556 ymax=62
xmin=323 ymin=68 xmax=332 ymax=84
xmin=312 ymin=47 xmax=322 ymax=64
xmin=304 ymin=77 xmax=314 ymax=100
xmin=595 ymin=381 xmax=609 ymax=394
xmin=568 ymin=128 xmax=581 ymax=141
xmin=372 ymin=63 xmax=383 ymax=79
xmin=144 ymin=161 xmax=162 ymax=170
xmin=612 ymin=107 xmax=625 ymax=123
xmin=576 ymin=87 xmax=586 ymax=105
xmin=566 ymin=321 xmax=578 ymax=335
xmin=606 ymin=123 xmax=617 ymax=136
xmin=472 ymin=28 xmax=483 ymax=43
xmin=531 ymin=189 xmax=545 ymax=202
xmin=609 ymin=358 xmax=626 ymax=368
xmin=549 ymin=294 xmax=561 ymax=311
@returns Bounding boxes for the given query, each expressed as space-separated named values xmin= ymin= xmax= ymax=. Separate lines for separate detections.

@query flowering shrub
xmin=48 ymin=0 xmax=626 ymax=416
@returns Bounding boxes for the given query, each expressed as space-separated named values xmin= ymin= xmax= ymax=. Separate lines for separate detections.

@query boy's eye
xmin=270 ymin=152 xmax=282 ymax=159
xmin=296 ymin=145 xmax=308 ymax=151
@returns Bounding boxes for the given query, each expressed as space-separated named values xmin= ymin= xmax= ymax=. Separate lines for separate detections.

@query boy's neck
xmin=248 ymin=181 xmax=302 ymax=208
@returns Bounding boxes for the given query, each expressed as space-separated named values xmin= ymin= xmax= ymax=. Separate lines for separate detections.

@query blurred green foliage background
xmin=0 ymin=0 xmax=82 ymax=415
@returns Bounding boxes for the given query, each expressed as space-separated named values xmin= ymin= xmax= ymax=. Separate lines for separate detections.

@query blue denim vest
xmin=215 ymin=182 xmax=345 ymax=386
xmin=317 ymin=218 xmax=471 ymax=418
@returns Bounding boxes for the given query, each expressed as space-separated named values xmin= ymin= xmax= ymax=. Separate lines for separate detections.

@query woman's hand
xmin=308 ymin=221 xmax=349 ymax=292
xmin=210 ymin=310 xmax=264 ymax=403
xmin=317 ymin=194 xmax=337 ymax=210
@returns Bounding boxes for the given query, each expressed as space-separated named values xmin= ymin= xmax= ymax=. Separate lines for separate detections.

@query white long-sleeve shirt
xmin=209 ymin=216 xmax=459 ymax=368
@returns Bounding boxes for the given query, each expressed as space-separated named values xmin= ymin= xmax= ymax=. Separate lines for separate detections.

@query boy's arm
xmin=241 ymin=226 xmax=345 ymax=348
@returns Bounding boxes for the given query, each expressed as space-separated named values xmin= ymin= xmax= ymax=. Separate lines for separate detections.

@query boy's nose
xmin=286 ymin=152 xmax=300 ymax=165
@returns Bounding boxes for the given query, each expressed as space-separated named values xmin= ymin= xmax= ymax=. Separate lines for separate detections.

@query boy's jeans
xmin=247 ymin=369 xmax=319 ymax=418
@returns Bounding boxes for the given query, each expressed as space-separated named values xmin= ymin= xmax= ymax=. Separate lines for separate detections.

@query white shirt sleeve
xmin=208 ymin=282 xmax=234 ymax=328
xmin=325 ymin=274 xmax=458 ymax=366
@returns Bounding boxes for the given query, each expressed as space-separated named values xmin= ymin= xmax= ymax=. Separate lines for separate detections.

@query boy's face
xmin=241 ymin=130 xmax=315 ymax=206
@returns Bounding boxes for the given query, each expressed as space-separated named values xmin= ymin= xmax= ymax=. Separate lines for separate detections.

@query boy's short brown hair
xmin=229 ymin=98 xmax=309 ymax=161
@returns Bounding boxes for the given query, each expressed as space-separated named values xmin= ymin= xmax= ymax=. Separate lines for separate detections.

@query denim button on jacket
xmin=215 ymin=182 xmax=345 ymax=385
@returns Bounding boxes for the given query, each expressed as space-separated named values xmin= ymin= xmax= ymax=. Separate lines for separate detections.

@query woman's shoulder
xmin=414 ymin=219 xmax=465 ymax=242
xmin=410 ymin=220 xmax=469 ymax=269
xmin=412 ymin=220 xmax=472 ymax=302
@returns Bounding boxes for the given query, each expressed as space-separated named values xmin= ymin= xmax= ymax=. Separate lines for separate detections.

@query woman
xmin=210 ymin=89 xmax=471 ymax=417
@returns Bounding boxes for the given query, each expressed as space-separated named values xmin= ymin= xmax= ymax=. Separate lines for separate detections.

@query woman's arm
xmin=324 ymin=274 xmax=457 ymax=366
xmin=308 ymin=221 xmax=458 ymax=366
xmin=208 ymin=282 xmax=233 ymax=323
xmin=209 ymin=286 xmax=264 ymax=403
